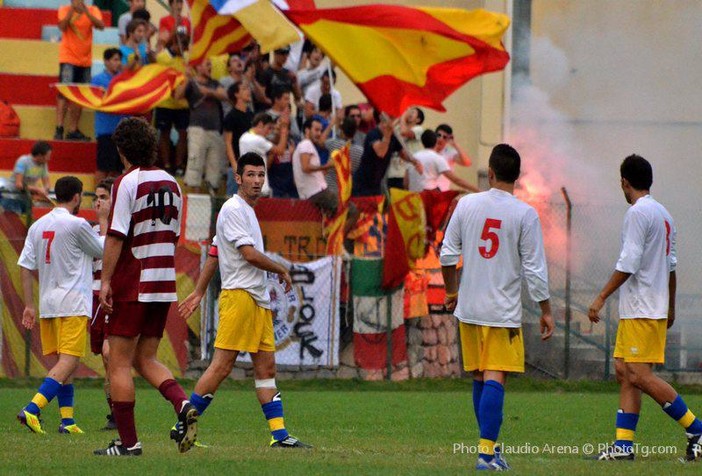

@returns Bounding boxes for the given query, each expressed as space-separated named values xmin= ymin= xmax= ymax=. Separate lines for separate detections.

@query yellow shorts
xmin=614 ymin=318 xmax=667 ymax=363
xmin=39 ymin=316 xmax=88 ymax=357
xmin=215 ymin=289 xmax=275 ymax=353
xmin=459 ymin=322 xmax=524 ymax=373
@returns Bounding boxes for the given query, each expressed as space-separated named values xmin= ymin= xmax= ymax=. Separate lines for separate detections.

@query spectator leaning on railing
xmin=0 ymin=141 xmax=52 ymax=214
xmin=292 ymin=118 xmax=337 ymax=216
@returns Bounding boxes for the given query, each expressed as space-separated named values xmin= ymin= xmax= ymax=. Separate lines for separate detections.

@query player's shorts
xmin=154 ymin=107 xmax=190 ymax=131
xmin=215 ymin=289 xmax=275 ymax=353
xmin=106 ymin=301 xmax=171 ymax=339
xmin=459 ymin=322 xmax=525 ymax=373
xmin=40 ymin=316 xmax=88 ymax=357
xmin=58 ymin=63 xmax=91 ymax=84
xmin=90 ymin=297 xmax=108 ymax=355
xmin=613 ymin=318 xmax=667 ymax=364
xmin=96 ymin=135 xmax=123 ymax=174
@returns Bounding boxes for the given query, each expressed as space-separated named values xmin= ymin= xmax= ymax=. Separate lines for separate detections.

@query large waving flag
xmin=188 ymin=0 xmax=252 ymax=65
xmin=208 ymin=0 xmax=307 ymax=53
xmin=285 ymin=6 xmax=510 ymax=116
xmin=55 ymin=65 xmax=184 ymax=114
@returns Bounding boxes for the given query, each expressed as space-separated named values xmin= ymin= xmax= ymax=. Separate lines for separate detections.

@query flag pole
xmin=328 ymin=62 xmax=336 ymax=139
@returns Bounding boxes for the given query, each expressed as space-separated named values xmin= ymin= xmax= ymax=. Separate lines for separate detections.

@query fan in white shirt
xmin=239 ymin=111 xmax=290 ymax=196
xmin=405 ymin=130 xmax=479 ymax=193
xmin=588 ymin=154 xmax=702 ymax=462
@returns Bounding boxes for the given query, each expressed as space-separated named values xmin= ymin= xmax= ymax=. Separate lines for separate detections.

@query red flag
xmin=187 ymin=0 xmax=252 ymax=65
xmin=285 ymin=6 xmax=510 ymax=116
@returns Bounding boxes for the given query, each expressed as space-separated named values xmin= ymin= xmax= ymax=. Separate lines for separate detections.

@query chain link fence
xmin=523 ymin=195 xmax=702 ymax=379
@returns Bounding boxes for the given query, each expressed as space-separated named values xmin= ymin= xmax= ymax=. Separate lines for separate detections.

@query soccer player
xmin=94 ymin=117 xmax=197 ymax=457
xmin=440 ymin=144 xmax=554 ymax=471
xmin=588 ymin=155 xmax=702 ymax=462
xmin=17 ymin=176 xmax=104 ymax=434
xmin=177 ymin=152 xmax=311 ymax=448
xmin=91 ymin=179 xmax=116 ymax=430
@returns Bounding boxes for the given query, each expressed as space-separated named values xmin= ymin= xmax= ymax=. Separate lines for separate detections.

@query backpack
xmin=0 ymin=101 xmax=20 ymax=137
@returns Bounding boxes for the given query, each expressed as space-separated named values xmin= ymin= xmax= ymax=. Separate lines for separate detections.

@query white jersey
xmin=616 ymin=195 xmax=676 ymax=319
xmin=440 ymin=189 xmax=550 ymax=327
xmin=213 ymin=194 xmax=270 ymax=308
xmin=18 ymin=207 xmax=103 ymax=318
xmin=91 ymin=224 xmax=106 ymax=293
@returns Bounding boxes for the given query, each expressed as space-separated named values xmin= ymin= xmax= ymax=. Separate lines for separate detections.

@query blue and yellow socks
xmin=478 ymin=380 xmax=504 ymax=461
xmin=262 ymin=392 xmax=289 ymax=442
xmin=190 ymin=392 xmax=214 ymax=416
xmin=663 ymin=395 xmax=702 ymax=434
xmin=472 ymin=379 xmax=484 ymax=427
xmin=25 ymin=377 xmax=61 ymax=415
xmin=614 ymin=410 xmax=639 ymax=452
xmin=57 ymin=383 xmax=75 ymax=425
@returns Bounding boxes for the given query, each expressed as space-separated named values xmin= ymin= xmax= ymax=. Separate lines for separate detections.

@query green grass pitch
xmin=1 ymin=378 xmax=701 ymax=475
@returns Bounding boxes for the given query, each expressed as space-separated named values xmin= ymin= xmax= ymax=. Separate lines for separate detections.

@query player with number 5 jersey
xmin=440 ymin=144 xmax=554 ymax=471
xmin=94 ymin=117 xmax=197 ymax=457
xmin=17 ymin=176 xmax=104 ymax=435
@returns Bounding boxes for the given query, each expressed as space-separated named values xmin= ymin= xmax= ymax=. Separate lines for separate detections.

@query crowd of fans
xmin=39 ymin=0 xmax=479 ymax=216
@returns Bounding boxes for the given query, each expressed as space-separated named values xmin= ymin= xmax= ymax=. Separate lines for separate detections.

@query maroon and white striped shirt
xmin=107 ymin=166 xmax=182 ymax=302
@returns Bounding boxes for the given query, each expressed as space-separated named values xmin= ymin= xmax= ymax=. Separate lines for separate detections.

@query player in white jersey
xmin=90 ymin=179 xmax=116 ymax=430
xmin=440 ymin=144 xmax=554 ymax=471
xmin=177 ymin=152 xmax=311 ymax=448
xmin=94 ymin=117 xmax=197 ymax=457
xmin=17 ymin=176 xmax=103 ymax=435
xmin=588 ymin=154 xmax=702 ymax=462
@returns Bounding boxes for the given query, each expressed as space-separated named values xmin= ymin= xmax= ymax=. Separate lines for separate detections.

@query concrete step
xmin=0 ymin=7 xmax=112 ymax=40
xmin=0 ymin=39 xmax=109 ymax=76
xmin=41 ymin=25 xmax=120 ymax=45
xmin=14 ymin=104 xmax=94 ymax=140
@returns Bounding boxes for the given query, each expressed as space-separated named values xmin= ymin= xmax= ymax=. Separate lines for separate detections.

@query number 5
xmin=42 ymin=230 xmax=55 ymax=264
xmin=479 ymin=218 xmax=502 ymax=259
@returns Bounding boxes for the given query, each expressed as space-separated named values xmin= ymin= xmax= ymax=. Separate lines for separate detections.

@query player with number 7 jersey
xmin=17 ymin=176 xmax=104 ymax=435
xmin=440 ymin=144 xmax=553 ymax=471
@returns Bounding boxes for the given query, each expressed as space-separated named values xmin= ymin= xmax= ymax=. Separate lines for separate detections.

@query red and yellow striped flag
xmin=55 ymin=64 xmax=184 ymax=114
xmin=188 ymin=0 xmax=251 ymax=65
xmin=285 ymin=6 xmax=510 ymax=116
xmin=323 ymin=143 xmax=353 ymax=255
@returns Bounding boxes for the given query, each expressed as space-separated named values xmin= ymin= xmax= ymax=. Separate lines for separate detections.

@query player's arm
xmin=17 ymin=229 xmax=37 ymax=329
xmin=77 ymin=221 xmax=104 ymax=259
xmin=667 ymin=221 xmax=677 ymax=329
xmin=520 ymin=209 xmax=554 ymax=339
xmin=589 ymin=210 xmax=644 ymax=323
xmin=179 ymin=251 xmax=219 ymax=320
xmin=239 ymin=245 xmax=292 ymax=292
xmin=20 ymin=267 xmax=37 ymax=329
xmin=588 ymin=271 xmax=630 ymax=323
xmin=99 ymin=235 xmax=123 ymax=314
xmin=439 ymin=201 xmax=464 ymax=312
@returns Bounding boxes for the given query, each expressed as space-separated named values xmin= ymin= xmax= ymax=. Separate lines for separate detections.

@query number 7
xmin=42 ymin=230 xmax=55 ymax=264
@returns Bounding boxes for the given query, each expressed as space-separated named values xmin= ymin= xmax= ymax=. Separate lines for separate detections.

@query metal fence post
xmin=561 ymin=188 xmax=573 ymax=379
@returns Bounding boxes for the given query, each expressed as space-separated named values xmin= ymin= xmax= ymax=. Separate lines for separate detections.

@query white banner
xmin=214 ymin=255 xmax=342 ymax=367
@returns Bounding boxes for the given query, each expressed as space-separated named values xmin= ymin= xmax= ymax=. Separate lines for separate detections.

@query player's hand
xmin=21 ymin=306 xmax=36 ymax=329
xmin=667 ymin=309 xmax=675 ymax=329
xmin=99 ymin=282 xmax=113 ymax=315
xmin=279 ymin=271 xmax=292 ymax=293
xmin=178 ymin=291 xmax=203 ymax=320
xmin=540 ymin=312 xmax=555 ymax=340
xmin=444 ymin=293 xmax=457 ymax=312
xmin=588 ymin=296 xmax=604 ymax=323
